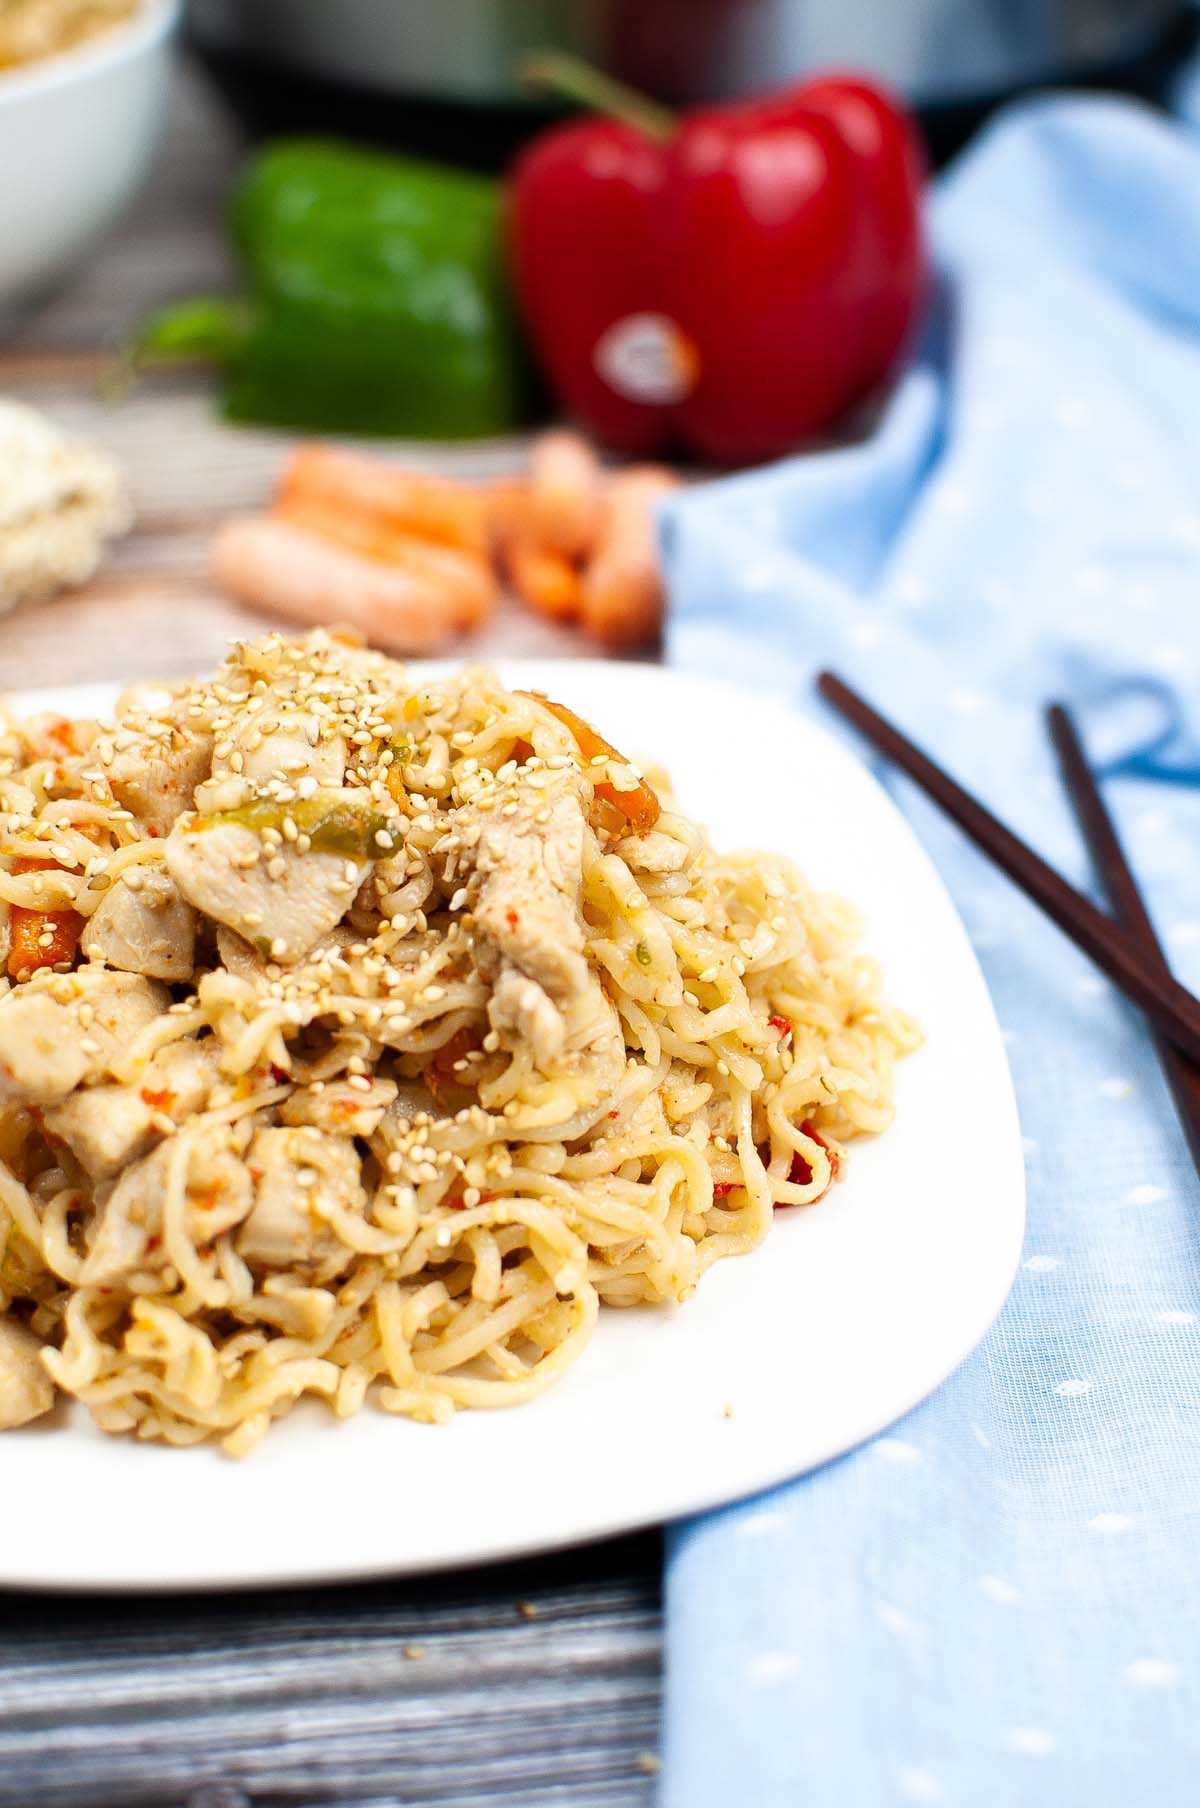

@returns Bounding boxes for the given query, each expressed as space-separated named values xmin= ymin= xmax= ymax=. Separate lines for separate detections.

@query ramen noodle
xmin=0 ymin=631 xmax=917 ymax=1452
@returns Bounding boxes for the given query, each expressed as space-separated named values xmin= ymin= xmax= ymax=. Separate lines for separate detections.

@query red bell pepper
xmin=508 ymin=63 xmax=927 ymax=464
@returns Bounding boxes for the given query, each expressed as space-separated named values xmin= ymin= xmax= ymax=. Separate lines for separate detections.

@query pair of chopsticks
xmin=818 ymin=672 xmax=1200 ymax=1172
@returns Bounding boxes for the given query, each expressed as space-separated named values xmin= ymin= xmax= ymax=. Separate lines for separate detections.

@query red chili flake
xmin=607 ymin=1109 xmax=619 ymax=1119
xmin=269 ymin=1064 xmax=289 ymax=1085
xmin=198 ymin=1245 xmax=213 ymax=1260
xmin=140 ymin=1087 xmax=176 ymax=1111
xmin=145 ymin=1235 xmax=162 ymax=1254
xmin=248 ymin=1165 xmax=264 ymax=1184
xmin=768 ymin=1015 xmax=792 ymax=1038
xmin=712 ymin=1181 xmax=737 ymax=1198
xmin=781 ymin=1121 xmax=842 ymax=1204
xmin=195 ymin=1181 xmax=223 ymax=1213
xmin=505 ymin=909 xmax=520 ymax=930
xmin=46 ymin=719 xmax=75 ymax=753
xmin=146 ymin=825 xmax=160 ymax=839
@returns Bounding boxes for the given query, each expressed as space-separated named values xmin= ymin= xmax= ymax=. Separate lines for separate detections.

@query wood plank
xmin=0 ymin=1534 xmax=662 ymax=1807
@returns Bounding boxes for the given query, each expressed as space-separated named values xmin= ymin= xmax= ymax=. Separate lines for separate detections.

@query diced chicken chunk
xmin=472 ymin=783 xmax=588 ymax=1000
xmin=615 ymin=829 xmax=690 ymax=874
xmin=80 ymin=1128 xmax=254 ymax=1287
xmin=165 ymin=812 xmax=372 ymax=966
xmin=0 ymin=970 xmax=169 ymax=1108
xmin=462 ymin=780 xmax=590 ymax=1066
xmin=82 ymin=868 xmax=197 ymax=981
xmin=42 ymin=1084 xmax=156 ymax=1181
xmin=42 ymin=1038 xmax=219 ymax=1179
xmin=279 ymin=1078 xmax=397 ymax=1137
xmin=103 ymin=725 xmax=214 ymax=834
xmin=488 ymin=966 xmax=568 ymax=1067
xmin=17 ymin=714 xmax=97 ymax=763
xmin=215 ymin=925 xmax=268 ymax=984
xmin=238 ymin=713 xmax=346 ymax=789
xmin=236 ymin=1126 xmax=365 ymax=1283
xmin=0 ymin=1318 xmax=54 ymax=1430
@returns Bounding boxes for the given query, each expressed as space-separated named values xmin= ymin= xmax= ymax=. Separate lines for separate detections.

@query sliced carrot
xmin=526 ymin=430 xmax=604 ymax=560
xmin=7 ymin=857 xmax=82 ymax=982
xmin=274 ymin=492 xmax=495 ymax=630
xmin=518 ymin=692 xmax=660 ymax=835
xmin=279 ymin=445 xmax=490 ymax=557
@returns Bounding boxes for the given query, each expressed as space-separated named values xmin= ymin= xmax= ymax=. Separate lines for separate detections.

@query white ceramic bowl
xmin=0 ymin=0 xmax=179 ymax=310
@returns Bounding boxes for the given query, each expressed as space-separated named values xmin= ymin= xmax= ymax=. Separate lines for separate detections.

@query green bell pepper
xmin=137 ymin=139 xmax=530 ymax=439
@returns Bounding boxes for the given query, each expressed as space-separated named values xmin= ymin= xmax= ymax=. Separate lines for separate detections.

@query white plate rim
xmin=0 ymin=660 xmax=1024 ymax=1592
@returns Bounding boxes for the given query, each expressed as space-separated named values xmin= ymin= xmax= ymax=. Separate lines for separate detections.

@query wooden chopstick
xmin=816 ymin=670 xmax=1200 ymax=1069
xmin=1047 ymin=702 xmax=1200 ymax=1176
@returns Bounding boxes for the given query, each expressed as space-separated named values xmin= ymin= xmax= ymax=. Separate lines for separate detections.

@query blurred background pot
xmin=188 ymin=0 xmax=1195 ymax=162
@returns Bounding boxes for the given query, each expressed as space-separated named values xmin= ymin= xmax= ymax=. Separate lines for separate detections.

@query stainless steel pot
xmin=188 ymin=0 xmax=1185 ymax=108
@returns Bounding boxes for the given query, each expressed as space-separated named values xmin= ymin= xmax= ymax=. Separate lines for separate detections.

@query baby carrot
xmin=212 ymin=514 xmax=460 ymax=655
xmin=526 ymin=430 xmax=604 ymax=561
xmin=579 ymin=466 xmax=680 ymax=649
xmin=274 ymin=491 xmax=495 ymax=630
xmin=278 ymin=444 xmax=491 ymax=557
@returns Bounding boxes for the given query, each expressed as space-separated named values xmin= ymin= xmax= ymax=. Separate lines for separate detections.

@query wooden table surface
xmin=0 ymin=56 xmax=663 ymax=1808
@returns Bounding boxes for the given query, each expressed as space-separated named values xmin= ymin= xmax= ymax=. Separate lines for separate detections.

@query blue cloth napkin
xmin=659 ymin=92 xmax=1200 ymax=1807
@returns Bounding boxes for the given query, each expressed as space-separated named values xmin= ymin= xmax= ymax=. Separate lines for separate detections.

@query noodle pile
xmin=0 ymin=631 xmax=917 ymax=1453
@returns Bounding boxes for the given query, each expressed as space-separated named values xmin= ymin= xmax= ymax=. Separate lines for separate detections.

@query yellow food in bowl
xmin=0 ymin=0 xmax=138 ymax=70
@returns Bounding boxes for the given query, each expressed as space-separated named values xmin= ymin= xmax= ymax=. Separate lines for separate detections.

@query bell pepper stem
xmin=98 ymin=296 xmax=253 ymax=401
xmin=519 ymin=51 xmax=676 ymax=141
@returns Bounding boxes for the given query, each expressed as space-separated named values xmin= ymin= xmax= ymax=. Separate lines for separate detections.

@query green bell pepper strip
xmin=135 ymin=139 xmax=531 ymax=439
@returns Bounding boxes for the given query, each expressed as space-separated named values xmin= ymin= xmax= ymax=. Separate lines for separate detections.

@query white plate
xmin=0 ymin=662 xmax=1023 ymax=1592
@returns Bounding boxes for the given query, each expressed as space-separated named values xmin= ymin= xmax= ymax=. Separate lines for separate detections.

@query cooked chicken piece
xmin=236 ymin=1126 xmax=365 ymax=1283
xmin=237 ymin=712 xmax=346 ymax=790
xmin=215 ymin=925 xmax=269 ymax=984
xmin=18 ymin=714 xmax=97 ymax=763
xmin=488 ymin=966 xmax=568 ymax=1068
xmin=42 ymin=1084 xmax=156 ymax=1181
xmin=279 ymin=1077 xmax=397 ymax=1137
xmin=614 ymin=829 xmax=690 ymax=874
xmin=165 ymin=805 xmax=375 ymax=965
xmin=460 ymin=779 xmax=590 ymax=1068
xmin=82 ymin=867 xmax=197 ymax=981
xmin=0 ymin=970 xmax=169 ymax=1108
xmin=0 ymin=1318 xmax=54 ymax=1430
xmin=472 ymin=782 xmax=589 ymax=1000
xmin=42 ymin=1038 xmax=219 ymax=1180
xmin=102 ymin=725 xmax=214 ymax=835
xmin=80 ymin=1129 xmax=254 ymax=1287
